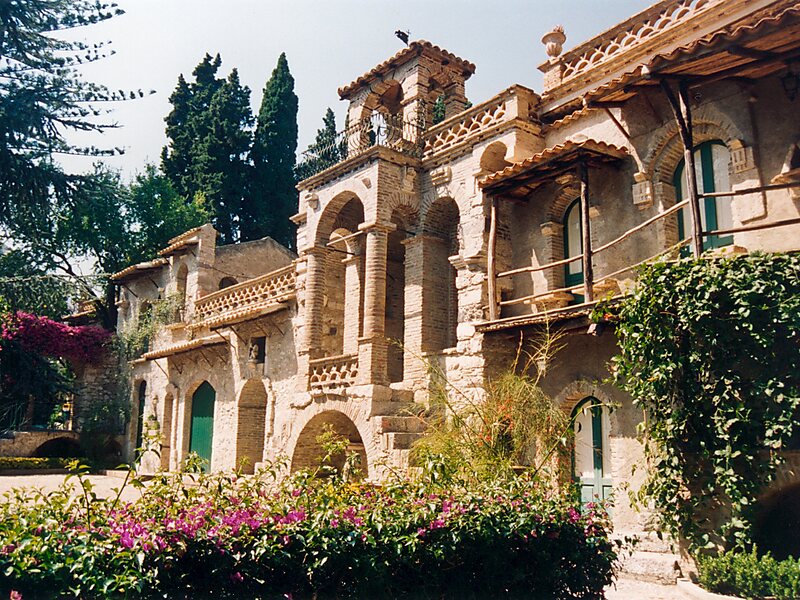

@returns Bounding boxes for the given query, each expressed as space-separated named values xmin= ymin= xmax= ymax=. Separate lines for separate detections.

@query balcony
xmin=296 ymin=112 xmax=424 ymax=181
xmin=309 ymin=353 xmax=359 ymax=395
xmin=190 ymin=265 xmax=296 ymax=330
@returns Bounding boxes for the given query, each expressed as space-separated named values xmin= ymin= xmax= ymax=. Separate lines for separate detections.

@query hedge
xmin=0 ymin=457 xmax=74 ymax=470
xmin=0 ymin=468 xmax=617 ymax=599
xmin=698 ymin=548 xmax=800 ymax=600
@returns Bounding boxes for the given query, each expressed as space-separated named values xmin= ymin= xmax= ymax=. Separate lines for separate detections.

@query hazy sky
xmin=62 ymin=0 xmax=653 ymax=178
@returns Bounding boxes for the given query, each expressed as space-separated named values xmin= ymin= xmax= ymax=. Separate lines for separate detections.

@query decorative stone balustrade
xmin=309 ymin=354 xmax=359 ymax=395
xmin=559 ymin=0 xmax=716 ymax=82
xmin=422 ymin=86 xmax=539 ymax=159
xmin=191 ymin=265 xmax=296 ymax=329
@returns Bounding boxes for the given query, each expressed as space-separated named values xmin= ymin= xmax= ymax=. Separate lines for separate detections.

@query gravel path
xmin=0 ymin=473 xmax=146 ymax=504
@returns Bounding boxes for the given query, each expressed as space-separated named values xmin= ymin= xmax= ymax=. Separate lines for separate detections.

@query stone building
xmin=114 ymin=0 xmax=800 ymax=577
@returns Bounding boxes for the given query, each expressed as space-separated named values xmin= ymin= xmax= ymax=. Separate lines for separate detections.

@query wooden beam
xmin=703 ymin=217 xmax=800 ymax=237
xmin=487 ymin=195 xmax=499 ymax=321
xmin=578 ymin=161 xmax=594 ymax=302
xmin=661 ymin=79 xmax=703 ymax=257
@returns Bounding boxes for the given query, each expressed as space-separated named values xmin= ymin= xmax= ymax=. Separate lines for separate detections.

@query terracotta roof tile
xmin=338 ymin=40 xmax=475 ymax=99
xmin=480 ymin=140 xmax=628 ymax=188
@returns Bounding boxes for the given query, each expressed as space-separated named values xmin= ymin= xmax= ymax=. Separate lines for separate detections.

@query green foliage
xmin=296 ymin=107 xmax=341 ymax=181
xmin=432 ymin=94 xmax=447 ymax=124
xmin=698 ymin=548 xmax=800 ymax=600
xmin=612 ymin=253 xmax=800 ymax=551
xmin=248 ymin=52 xmax=298 ymax=247
xmin=0 ymin=251 xmax=74 ymax=319
xmin=0 ymin=457 xmax=74 ymax=470
xmin=0 ymin=339 xmax=74 ymax=433
xmin=0 ymin=463 xmax=616 ymax=599
xmin=118 ymin=295 xmax=182 ymax=359
xmin=413 ymin=333 xmax=570 ymax=487
xmin=0 ymin=0 xmax=124 ymax=225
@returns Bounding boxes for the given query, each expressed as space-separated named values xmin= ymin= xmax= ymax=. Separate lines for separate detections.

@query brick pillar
xmin=357 ymin=222 xmax=394 ymax=385
xmin=341 ymin=253 xmax=363 ymax=355
xmin=402 ymin=235 xmax=426 ymax=382
xmin=299 ymin=246 xmax=327 ymax=382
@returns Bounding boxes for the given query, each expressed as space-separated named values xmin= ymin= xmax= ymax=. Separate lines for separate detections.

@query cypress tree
xmin=297 ymin=107 xmax=339 ymax=181
xmin=161 ymin=74 xmax=193 ymax=198
xmin=246 ymin=53 xmax=298 ymax=246
xmin=195 ymin=69 xmax=253 ymax=243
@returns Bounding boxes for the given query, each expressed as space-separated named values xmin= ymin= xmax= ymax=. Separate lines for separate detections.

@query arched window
xmin=218 ymin=277 xmax=238 ymax=290
xmin=572 ymin=397 xmax=612 ymax=506
xmin=674 ymin=140 xmax=733 ymax=252
xmin=563 ymin=198 xmax=583 ymax=302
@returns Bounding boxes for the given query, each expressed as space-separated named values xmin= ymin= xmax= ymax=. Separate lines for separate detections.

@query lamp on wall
xmin=780 ymin=62 xmax=799 ymax=101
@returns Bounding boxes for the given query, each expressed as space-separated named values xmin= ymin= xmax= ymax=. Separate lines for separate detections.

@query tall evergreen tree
xmin=195 ymin=69 xmax=253 ymax=242
xmin=161 ymin=54 xmax=251 ymax=242
xmin=246 ymin=53 xmax=298 ymax=246
xmin=297 ymin=107 xmax=339 ymax=181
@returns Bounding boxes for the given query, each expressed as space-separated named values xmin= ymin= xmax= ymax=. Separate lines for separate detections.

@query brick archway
xmin=286 ymin=401 xmax=379 ymax=479
xmin=235 ymin=380 xmax=268 ymax=474
xmin=290 ymin=410 xmax=368 ymax=479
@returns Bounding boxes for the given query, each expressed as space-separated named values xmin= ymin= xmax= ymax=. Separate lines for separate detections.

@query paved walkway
xmin=606 ymin=577 xmax=689 ymax=599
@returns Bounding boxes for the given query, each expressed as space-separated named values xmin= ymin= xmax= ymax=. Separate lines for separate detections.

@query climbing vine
xmin=119 ymin=294 xmax=182 ymax=359
xmin=612 ymin=253 xmax=800 ymax=552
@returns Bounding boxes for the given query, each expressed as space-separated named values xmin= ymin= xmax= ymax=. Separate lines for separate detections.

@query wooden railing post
xmin=578 ymin=161 xmax=594 ymax=303
xmin=661 ymin=79 xmax=703 ymax=257
xmin=487 ymin=195 xmax=499 ymax=321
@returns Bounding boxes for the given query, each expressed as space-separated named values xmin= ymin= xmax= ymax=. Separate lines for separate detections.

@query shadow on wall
xmin=753 ymin=481 xmax=800 ymax=560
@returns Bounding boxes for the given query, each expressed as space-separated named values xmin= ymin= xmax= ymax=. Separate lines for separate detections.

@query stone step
xmin=383 ymin=431 xmax=423 ymax=451
xmin=390 ymin=388 xmax=414 ymax=404
xmin=618 ymin=550 xmax=682 ymax=585
xmin=377 ymin=415 xmax=426 ymax=434
xmin=615 ymin=531 xmax=676 ymax=554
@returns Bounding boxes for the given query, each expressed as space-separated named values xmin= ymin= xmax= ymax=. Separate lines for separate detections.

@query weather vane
xmin=394 ymin=30 xmax=410 ymax=46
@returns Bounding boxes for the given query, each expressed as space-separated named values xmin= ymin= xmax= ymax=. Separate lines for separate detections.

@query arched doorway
xmin=236 ymin=380 xmax=268 ymax=474
xmin=753 ymin=483 xmax=800 ymax=560
xmin=189 ymin=382 xmax=215 ymax=471
xmin=572 ymin=397 xmax=612 ymax=505
xmin=291 ymin=411 xmax=367 ymax=479
xmin=161 ymin=393 xmax=174 ymax=471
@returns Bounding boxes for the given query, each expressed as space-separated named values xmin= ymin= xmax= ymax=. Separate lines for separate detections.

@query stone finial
xmin=542 ymin=25 xmax=566 ymax=59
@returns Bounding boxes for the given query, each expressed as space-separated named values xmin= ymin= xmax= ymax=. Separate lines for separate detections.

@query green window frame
xmin=563 ymin=198 xmax=584 ymax=303
xmin=674 ymin=140 xmax=734 ymax=252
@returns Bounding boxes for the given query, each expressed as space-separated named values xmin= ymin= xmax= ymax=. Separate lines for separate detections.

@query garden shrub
xmin=698 ymin=548 xmax=800 ymax=600
xmin=0 ymin=465 xmax=617 ymax=599
xmin=0 ymin=457 xmax=73 ymax=470
xmin=612 ymin=253 xmax=800 ymax=551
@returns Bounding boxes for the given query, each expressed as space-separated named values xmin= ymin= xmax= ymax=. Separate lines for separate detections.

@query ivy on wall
xmin=612 ymin=253 xmax=800 ymax=552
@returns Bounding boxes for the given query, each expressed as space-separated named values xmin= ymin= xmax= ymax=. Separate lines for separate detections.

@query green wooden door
xmin=572 ymin=398 xmax=612 ymax=506
xmin=189 ymin=382 xmax=215 ymax=470
xmin=675 ymin=141 xmax=734 ymax=253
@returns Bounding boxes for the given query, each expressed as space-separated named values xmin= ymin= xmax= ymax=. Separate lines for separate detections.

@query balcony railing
xmin=296 ymin=112 xmax=424 ymax=181
xmin=191 ymin=265 xmax=296 ymax=328
xmin=309 ymin=353 xmax=359 ymax=395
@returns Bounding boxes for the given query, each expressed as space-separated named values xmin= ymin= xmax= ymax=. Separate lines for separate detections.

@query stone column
xmin=341 ymin=252 xmax=363 ymax=355
xmin=357 ymin=222 xmax=395 ymax=385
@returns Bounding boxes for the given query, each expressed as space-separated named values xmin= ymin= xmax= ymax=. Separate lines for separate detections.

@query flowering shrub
xmin=1 ymin=311 xmax=111 ymax=364
xmin=0 ymin=465 xmax=616 ymax=599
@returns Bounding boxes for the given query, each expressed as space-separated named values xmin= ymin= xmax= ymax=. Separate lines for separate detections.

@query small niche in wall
xmin=249 ymin=336 xmax=266 ymax=364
